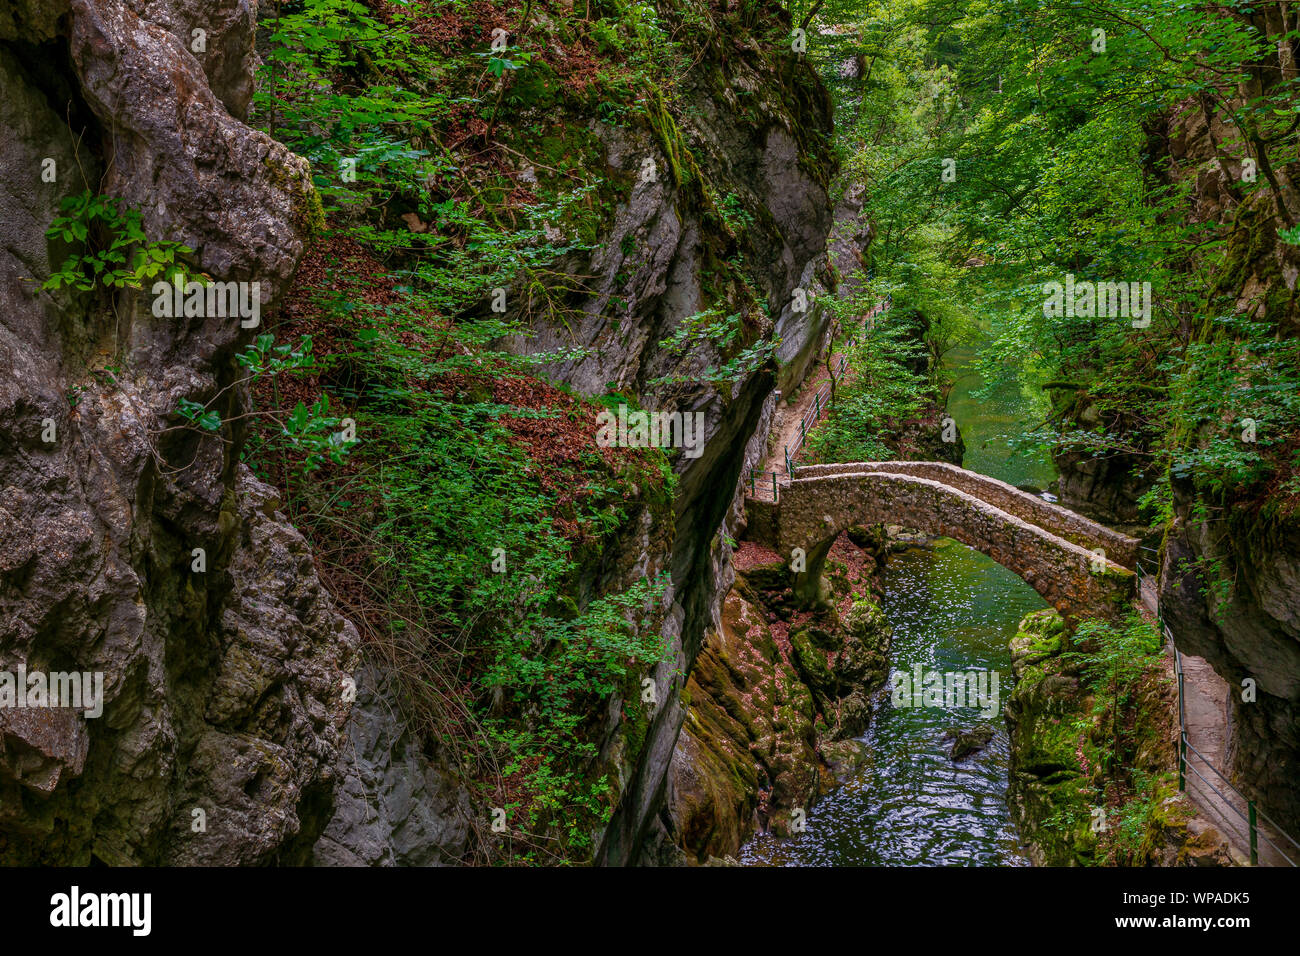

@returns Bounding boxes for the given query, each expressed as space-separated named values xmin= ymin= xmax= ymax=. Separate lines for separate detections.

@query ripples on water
xmin=738 ymin=332 xmax=1058 ymax=866
xmin=739 ymin=540 xmax=1047 ymax=867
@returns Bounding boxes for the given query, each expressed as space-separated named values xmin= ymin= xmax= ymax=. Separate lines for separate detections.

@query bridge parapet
xmin=774 ymin=467 xmax=1135 ymax=621
xmin=792 ymin=461 xmax=1138 ymax=568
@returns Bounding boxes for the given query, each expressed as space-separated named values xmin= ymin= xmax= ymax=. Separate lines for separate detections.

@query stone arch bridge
xmin=744 ymin=461 xmax=1138 ymax=621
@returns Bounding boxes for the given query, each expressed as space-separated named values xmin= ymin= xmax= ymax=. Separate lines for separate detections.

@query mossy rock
xmin=739 ymin=563 xmax=791 ymax=593
xmin=1010 ymin=609 xmax=1066 ymax=672
xmin=828 ymin=688 xmax=873 ymax=740
xmin=821 ymin=738 xmax=868 ymax=781
xmin=792 ymin=624 xmax=839 ymax=652
xmin=845 ymin=524 xmax=885 ymax=550
xmin=1018 ymin=608 xmax=1066 ymax=641
xmin=844 ymin=596 xmax=889 ymax=647
xmin=789 ymin=628 xmax=835 ymax=700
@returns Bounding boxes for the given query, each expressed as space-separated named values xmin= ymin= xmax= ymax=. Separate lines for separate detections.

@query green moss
xmin=790 ymin=627 xmax=834 ymax=693
xmin=263 ymin=155 xmax=325 ymax=240
xmin=1008 ymin=609 xmax=1185 ymax=866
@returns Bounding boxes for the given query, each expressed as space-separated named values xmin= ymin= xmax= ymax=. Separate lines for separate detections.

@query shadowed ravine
xmin=739 ymin=541 xmax=1043 ymax=866
xmin=740 ymin=328 xmax=1057 ymax=866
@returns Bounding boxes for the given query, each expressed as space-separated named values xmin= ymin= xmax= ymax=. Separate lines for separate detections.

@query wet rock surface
xmin=667 ymin=532 xmax=890 ymax=863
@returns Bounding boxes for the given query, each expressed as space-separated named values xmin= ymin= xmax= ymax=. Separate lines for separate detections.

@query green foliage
xmin=480 ymin=46 xmax=533 ymax=78
xmin=44 ymin=191 xmax=191 ymax=293
xmin=247 ymin=0 xmax=688 ymax=831
xmin=1066 ymin=614 xmax=1163 ymax=773
xmin=173 ymin=333 xmax=357 ymax=473
xmin=238 ymin=332 xmax=319 ymax=378
xmin=1071 ymin=615 xmax=1162 ymax=691
xmin=794 ymin=0 xmax=1300 ymax=633
xmin=482 ymin=573 xmax=669 ymax=827
xmin=658 ymin=307 xmax=743 ymax=352
xmin=1097 ymin=770 xmax=1164 ymax=866
xmin=805 ymin=318 xmax=929 ymax=462
xmin=1016 ymin=610 xmax=1174 ymax=865
xmin=242 ymin=0 xmax=742 ymax=861
xmin=176 ymin=399 xmax=222 ymax=432
xmin=716 ymin=192 xmax=756 ymax=239
xmin=649 ymin=306 xmax=778 ymax=389
xmin=1164 ymin=314 xmax=1300 ymax=499
xmin=310 ymin=318 xmax=675 ymax=861
xmin=282 ymin=393 xmax=358 ymax=472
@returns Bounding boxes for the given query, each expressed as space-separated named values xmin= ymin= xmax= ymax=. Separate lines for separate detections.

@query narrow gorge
xmin=0 ymin=0 xmax=1297 ymax=881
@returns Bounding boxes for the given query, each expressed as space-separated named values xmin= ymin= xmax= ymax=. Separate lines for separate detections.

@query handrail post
xmin=771 ymin=471 xmax=777 ymax=502
xmin=1177 ymin=654 xmax=1185 ymax=734
xmin=1250 ymin=801 xmax=1258 ymax=865
xmin=815 ymin=393 xmax=821 ymax=418
xmin=1178 ymin=734 xmax=1186 ymax=792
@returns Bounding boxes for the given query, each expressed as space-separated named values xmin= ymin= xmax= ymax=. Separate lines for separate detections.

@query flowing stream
xmin=739 ymin=330 xmax=1057 ymax=866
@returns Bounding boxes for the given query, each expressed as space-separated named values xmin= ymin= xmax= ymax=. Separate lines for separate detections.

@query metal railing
xmin=747 ymin=469 xmax=782 ymax=502
xmin=1165 ymin=619 xmax=1299 ymax=866
xmin=1134 ymin=544 xmax=1160 ymax=611
xmin=1122 ymin=541 xmax=1298 ymax=865
xmin=1136 ymin=543 xmax=1160 ymax=579
xmin=744 ymin=350 xmax=851 ymax=502
xmin=741 ymin=302 xmax=894 ymax=503
xmin=783 ymin=351 xmax=849 ymax=479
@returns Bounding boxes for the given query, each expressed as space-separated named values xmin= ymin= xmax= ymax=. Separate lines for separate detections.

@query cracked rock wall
xmin=0 ymin=0 xmax=355 ymax=865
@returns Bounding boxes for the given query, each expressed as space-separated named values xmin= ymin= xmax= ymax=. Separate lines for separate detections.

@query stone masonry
xmin=747 ymin=463 xmax=1137 ymax=621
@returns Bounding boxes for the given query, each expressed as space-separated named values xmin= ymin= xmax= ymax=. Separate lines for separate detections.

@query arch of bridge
xmin=774 ymin=465 xmax=1136 ymax=620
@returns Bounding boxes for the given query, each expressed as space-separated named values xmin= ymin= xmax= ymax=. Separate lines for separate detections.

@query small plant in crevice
xmin=44 ymin=191 xmax=191 ymax=294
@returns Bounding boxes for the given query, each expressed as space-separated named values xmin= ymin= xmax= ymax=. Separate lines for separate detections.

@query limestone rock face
xmin=670 ymin=587 xmax=805 ymax=864
xmin=667 ymin=534 xmax=890 ymax=863
xmin=312 ymin=667 xmax=471 ymax=867
xmin=1005 ymin=609 xmax=1237 ymax=867
xmin=0 ymin=1 xmax=64 ymax=42
xmin=1142 ymin=11 xmax=1300 ymax=842
xmin=1 ymin=0 xmax=842 ymax=868
xmin=69 ymin=0 xmax=314 ymax=294
xmin=1160 ymin=510 xmax=1300 ymax=840
xmin=120 ymin=0 xmax=259 ymax=118
xmin=168 ymin=471 xmax=359 ymax=866
xmin=482 ymin=10 xmax=837 ymax=865
xmin=1052 ymin=442 xmax=1153 ymax=529
xmin=1004 ymin=611 xmax=1095 ymax=866
xmin=0 ymin=0 xmax=353 ymax=864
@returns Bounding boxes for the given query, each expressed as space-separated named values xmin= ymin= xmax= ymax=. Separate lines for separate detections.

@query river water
xmin=739 ymin=334 xmax=1056 ymax=866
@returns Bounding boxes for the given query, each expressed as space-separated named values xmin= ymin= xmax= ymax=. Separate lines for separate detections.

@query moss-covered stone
xmin=670 ymin=530 xmax=890 ymax=861
xmin=1004 ymin=608 xmax=1233 ymax=866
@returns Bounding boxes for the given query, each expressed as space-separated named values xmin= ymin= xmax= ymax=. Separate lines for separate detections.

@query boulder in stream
xmin=944 ymin=725 xmax=996 ymax=761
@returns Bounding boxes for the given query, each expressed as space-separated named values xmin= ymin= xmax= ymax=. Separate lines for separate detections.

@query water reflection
xmin=738 ymin=329 xmax=1056 ymax=866
xmin=739 ymin=540 xmax=1045 ymax=866
xmin=944 ymin=340 xmax=1056 ymax=490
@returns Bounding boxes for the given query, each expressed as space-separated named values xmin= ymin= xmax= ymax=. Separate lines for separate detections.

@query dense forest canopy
xmin=801 ymin=0 xmax=1298 ymax=502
